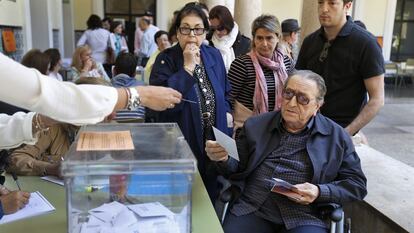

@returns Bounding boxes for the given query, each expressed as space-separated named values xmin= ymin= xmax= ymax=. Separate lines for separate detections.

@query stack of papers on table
xmin=77 ymin=201 xmax=181 ymax=233
xmin=0 ymin=191 xmax=55 ymax=224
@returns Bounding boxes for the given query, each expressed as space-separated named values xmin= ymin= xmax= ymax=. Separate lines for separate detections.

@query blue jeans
xmin=223 ymin=212 xmax=328 ymax=233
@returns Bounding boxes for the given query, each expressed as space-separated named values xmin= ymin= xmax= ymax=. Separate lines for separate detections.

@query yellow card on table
xmin=76 ymin=131 xmax=134 ymax=151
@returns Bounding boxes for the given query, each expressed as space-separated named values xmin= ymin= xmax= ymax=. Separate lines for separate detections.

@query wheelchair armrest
xmin=220 ymin=188 xmax=233 ymax=203
xmin=317 ymin=203 xmax=343 ymax=223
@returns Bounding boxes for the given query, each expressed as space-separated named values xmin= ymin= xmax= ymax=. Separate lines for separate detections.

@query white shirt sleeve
xmin=77 ymin=31 xmax=88 ymax=47
xmin=0 ymin=53 xmax=118 ymax=125
xmin=0 ymin=112 xmax=36 ymax=149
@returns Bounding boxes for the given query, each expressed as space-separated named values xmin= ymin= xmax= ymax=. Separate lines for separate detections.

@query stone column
xmin=234 ymin=0 xmax=262 ymax=38
xmin=299 ymin=0 xmax=320 ymax=46
xmin=199 ymin=0 xmax=225 ymax=11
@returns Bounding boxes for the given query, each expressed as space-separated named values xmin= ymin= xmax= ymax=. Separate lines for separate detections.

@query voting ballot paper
xmin=212 ymin=127 xmax=239 ymax=161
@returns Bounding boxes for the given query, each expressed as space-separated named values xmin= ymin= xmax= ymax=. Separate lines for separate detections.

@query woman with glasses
xmin=228 ymin=15 xmax=290 ymax=138
xmin=150 ymin=2 xmax=232 ymax=202
xmin=208 ymin=5 xmax=251 ymax=72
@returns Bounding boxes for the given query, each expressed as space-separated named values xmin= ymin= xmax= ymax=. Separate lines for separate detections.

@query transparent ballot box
xmin=61 ymin=123 xmax=196 ymax=233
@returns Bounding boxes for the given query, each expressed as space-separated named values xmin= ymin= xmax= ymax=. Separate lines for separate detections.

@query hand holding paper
xmin=266 ymin=178 xmax=320 ymax=205
xmin=208 ymin=127 xmax=239 ymax=161
xmin=266 ymin=178 xmax=302 ymax=201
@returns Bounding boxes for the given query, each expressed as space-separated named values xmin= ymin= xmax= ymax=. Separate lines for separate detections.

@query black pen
xmin=11 ymin=172 xmax=22 ymax=191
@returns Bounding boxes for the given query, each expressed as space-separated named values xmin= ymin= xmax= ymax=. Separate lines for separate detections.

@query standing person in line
xmin=77 ymin=14 xmax=113 ymax=76
xmin=280 ymin=19 xmax=301 ymax=71
xmin=149 ymin=2 xmax=232 ymax=202
xmin=44 ymin=48 xmax=64 ymax=81
xmin=77 ymin=15 xmax=111 ymax=65
xmin=295 ymin=0 xmax=384 ymax=138
xmin=134 ymin=25 xmax=143 ymax=58
xmin=109 ymin=21 xmax=129 ymax=59
xmin=227 ymin=15 xmax=289 ymax=138
xmin=102 ymin=17 xmax=112 ymax=31
xmin=137 ymin=17 xmax=159 ymax=67
xmin=208 ymin=5 xmax=251 ymax=72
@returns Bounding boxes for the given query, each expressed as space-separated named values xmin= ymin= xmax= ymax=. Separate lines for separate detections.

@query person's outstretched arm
xmin=0 ymin=53 xmax=181 ymax=124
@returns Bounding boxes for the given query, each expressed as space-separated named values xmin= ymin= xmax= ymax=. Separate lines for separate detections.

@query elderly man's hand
xmin=289 ymin=182 xmax=320 ymax=205
xmin=205 ymin=140 xmax=229 ymax=162
xmin=0 ymin=191 xmax=30 ymax=214
xmin=136 ymin=86 xmax=182 ymax=111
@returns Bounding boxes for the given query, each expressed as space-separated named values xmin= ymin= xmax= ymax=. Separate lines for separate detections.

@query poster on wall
xmin=0 ymin=29 xmax=3 ymax=54
xmin=2 ymin=29 xmax=17 ymax=53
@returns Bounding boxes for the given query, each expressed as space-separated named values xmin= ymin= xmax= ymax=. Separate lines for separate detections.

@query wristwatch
xmin=127 ymin=87 xmax=141 ymax=110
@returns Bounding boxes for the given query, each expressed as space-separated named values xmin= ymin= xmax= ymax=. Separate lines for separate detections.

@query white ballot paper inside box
xmin=212 ymin=127 xmax=239 ymax=161
xmin=80 ymin=201 xmax=180 ymax=233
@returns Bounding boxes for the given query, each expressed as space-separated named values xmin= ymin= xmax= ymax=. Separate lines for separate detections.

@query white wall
xmin=262 ymin=0 xmax=303 ymax=25
xmin=30 ymin=0 xmax=52 ymax=50
xmin=73 ymin=0 xmax=93 ymax=30
xmin=0 ymin=0 xmax=24 ymax=26
xmin=354 ymin=0 xmax=388 ymax=36
xmin=50 ymin=0 xmax=62 ymax=30
xmin=63 ymin=0 xmax=75 ymax=58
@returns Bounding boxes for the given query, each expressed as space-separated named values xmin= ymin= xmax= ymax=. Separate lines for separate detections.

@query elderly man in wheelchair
xmin=206 ymin=70 xmax=367 ymax=233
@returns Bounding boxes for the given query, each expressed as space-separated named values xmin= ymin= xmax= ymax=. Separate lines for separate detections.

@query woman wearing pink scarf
xmin=228 ymin=15 xmax=291 ymax=137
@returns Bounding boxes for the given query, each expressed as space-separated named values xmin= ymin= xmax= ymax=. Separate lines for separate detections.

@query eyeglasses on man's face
xmin=282 ymin=89 xmax=314 ymax=105
xmin=319 ymin=41 xmax=331 ymax=62
xmin=178 ymin=27 xmax=206 ymax=36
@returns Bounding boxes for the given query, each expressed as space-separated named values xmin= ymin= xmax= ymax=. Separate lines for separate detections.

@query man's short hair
xmin=140 ymin=17 xmax=151 ymax=25
xmin=284 ymin=70 xmax=327 ymax=103
xmin=114 ymin=52 xmax=138 ymax=77
xmin=343 ymin=0 xmax=353 ymax=3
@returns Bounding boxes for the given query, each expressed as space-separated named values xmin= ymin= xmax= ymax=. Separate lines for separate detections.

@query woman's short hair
xmin=251 ymin=14 xmax=282 ymax=39
xmin=110 ymin=21 xmax=123 ymax=33
xmin=71 ymin=45 xmax=90 ymax=71
xmin=44 ymin=48 xmax=61 ymax=72
xmin=21 ymin=49 xmax=50 ymax=75
xmin=174 ymin=2 xmax=209 ymax=31
xmin=87 ymin=14 xmax=102 ymax=30
xmin=209 ymin=5 xmax=234 ymax=33
xmin=154 ymin=30 xmax=168 ymax=43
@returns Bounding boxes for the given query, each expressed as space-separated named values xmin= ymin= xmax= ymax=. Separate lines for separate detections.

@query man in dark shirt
xmin=206 ymin=70 xmax=367 ymax=233
xmin=296 ymin=0 xmax=384 ymax=136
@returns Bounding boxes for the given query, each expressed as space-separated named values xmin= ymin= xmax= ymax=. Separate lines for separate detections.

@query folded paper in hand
xmin=266 ymin=178 xmax=302 ymax=201
xmin=212 ymin=127 xmax=239 ymax=161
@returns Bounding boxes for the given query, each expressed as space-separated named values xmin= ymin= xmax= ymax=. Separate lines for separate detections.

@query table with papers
xmin=0 ymin=171 xmax=224 ymax=233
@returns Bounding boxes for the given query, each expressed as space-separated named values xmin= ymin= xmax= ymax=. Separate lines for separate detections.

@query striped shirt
xmin=228 ymin=54 xmax=292 ymax=111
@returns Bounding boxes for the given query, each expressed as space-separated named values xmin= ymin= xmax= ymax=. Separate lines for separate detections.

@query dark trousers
xmin=223 ymin=212 xmax=328 ymax=233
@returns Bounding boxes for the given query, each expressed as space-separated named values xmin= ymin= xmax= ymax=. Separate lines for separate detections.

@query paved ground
xmin=362 ymin=81 xmax=414 ymax=167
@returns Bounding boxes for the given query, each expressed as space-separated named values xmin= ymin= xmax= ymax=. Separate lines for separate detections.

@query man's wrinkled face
xmin=281 ymin=75 xmax=322 ymax=131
